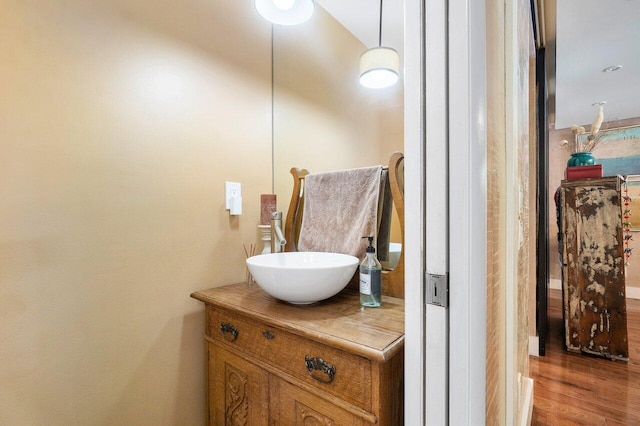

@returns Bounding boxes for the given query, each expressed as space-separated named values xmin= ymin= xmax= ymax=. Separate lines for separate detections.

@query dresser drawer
xmin=207 ymin=306 xmax=372 ymax=409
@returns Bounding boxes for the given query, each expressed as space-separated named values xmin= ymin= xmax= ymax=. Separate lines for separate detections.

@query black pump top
xmin=362 ymin=236 xmax=375 ymax=253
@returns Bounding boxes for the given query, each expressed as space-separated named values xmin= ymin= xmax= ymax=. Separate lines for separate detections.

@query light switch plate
xmin=225 ymin=182 xmax=241 ymax=209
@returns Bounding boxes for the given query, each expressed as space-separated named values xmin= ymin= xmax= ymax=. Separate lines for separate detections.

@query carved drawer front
xmin=209 ymin=343 xmax=269 ymax=426
xmin=207 ymin=307 xmax=372 ymax=410
xmin=269 ymin=375 xmax=371 ymax=425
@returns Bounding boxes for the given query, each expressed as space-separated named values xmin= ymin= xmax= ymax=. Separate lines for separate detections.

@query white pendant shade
xmin=255 ymin=0 xmax=314 ymax=26
xmin=359 ymin=47 xmax=400 ymax=89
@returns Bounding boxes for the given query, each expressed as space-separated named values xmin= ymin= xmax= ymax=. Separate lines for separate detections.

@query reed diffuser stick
xmin=243 ymin=243 xmax=257 ymax=284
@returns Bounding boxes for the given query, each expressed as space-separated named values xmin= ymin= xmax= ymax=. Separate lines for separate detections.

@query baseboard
xmin=528 ymin=335 xmax=539 ymax=357
xmin=626 ymin=286 xmax=640 ymax=300
xmin=518 ymin=376 xmax=534 ymax=426
xmin=548 ymin=278 xmax=640 ymax=300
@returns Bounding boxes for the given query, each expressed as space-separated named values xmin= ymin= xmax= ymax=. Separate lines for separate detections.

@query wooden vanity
xmin=191 ymin=283 xmax=404 ymax=425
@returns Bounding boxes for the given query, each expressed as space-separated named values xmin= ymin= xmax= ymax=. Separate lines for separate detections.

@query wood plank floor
xmin=530 ymin=289 xmax=640 ymax=425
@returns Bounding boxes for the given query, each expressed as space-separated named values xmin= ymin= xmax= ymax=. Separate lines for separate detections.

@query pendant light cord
xmin=378 ymin=0 xmax=383 ymax=47
xmin=271 ymin=25 xmax=275 ymax=193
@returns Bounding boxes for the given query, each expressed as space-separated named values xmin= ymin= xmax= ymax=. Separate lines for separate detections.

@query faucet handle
xmin=270 ymin=211 xmax=286 ymax=252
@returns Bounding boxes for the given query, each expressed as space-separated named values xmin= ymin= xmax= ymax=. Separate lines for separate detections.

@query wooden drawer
xmin=270 ymin=375 xmax=371 ymax=425
xmin=207 ymin=306 xmax=372 ymax=409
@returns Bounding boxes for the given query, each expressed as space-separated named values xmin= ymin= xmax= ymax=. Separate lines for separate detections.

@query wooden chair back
xmin=284 ymin=152 xmax=405 ymax=299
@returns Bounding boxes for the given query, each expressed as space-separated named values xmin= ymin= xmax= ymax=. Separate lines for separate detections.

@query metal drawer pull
xmin=305 ymin=356 xmax=336 ymax=384
xmin=262 ymin=330 xmax=275 ymax=340
xmin=220 ymin=322 xmax=239 ymax=341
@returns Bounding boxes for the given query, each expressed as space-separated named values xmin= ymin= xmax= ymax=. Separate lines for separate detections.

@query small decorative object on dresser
xmin=560 ymin=106 xmax=605 ymax=176
xmin=565 ymin=164 xmax=602 ymax=180
xmin=566 ymin=152 xmax=596 ymax=167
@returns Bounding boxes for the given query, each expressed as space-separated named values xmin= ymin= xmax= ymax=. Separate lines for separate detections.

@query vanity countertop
xmin=191 ymin=282 xmax=404 ymax=363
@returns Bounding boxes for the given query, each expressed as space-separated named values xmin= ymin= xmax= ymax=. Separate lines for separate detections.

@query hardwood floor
xmin=530 ymin=289 xmax=640 ymax=425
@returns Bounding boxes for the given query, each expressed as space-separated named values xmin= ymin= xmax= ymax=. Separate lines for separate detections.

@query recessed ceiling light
xmin=592 ymin=101 xmax=607 ymax=106
xmin=602 ymin=65 xmax=623 ymax=72
xmin=255 ymin=0 xmax=314 ymax=26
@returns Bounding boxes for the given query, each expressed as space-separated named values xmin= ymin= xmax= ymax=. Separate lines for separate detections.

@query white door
xmin=405 ymin=0 xmax=487 ymax=424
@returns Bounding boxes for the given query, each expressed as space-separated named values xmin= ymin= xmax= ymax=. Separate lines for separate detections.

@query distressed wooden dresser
xmin=560 ymin=176 xmax=629 ymax=361
xmin=191 ymin=283 xmax=404 ymax=424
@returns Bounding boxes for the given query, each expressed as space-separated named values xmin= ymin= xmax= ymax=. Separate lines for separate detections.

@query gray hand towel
xmin=297 ymin=165 xmax=382 ymax=260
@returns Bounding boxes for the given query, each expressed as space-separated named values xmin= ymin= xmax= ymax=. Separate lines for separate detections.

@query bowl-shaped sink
xmin=246 ymin=252 xmax=359 ymax=304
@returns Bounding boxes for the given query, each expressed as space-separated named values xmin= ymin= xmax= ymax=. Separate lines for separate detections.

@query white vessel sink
xmin=246 ymin=252 xmax=359 ymax=304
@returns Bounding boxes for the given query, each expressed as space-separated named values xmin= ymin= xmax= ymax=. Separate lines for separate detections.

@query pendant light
xmin=255 ymin=0 xmax=314 ymax=26
xmin=359 ymin=0 xmax=399 ymax=89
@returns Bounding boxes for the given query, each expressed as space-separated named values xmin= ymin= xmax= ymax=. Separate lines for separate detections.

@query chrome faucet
xmin=271 ymin=212 xmax=287 ymax=253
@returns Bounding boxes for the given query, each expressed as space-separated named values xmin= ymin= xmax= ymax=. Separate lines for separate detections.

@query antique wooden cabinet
xmin=191 ymin=283 xmax=404 ymax=425
xmin=560 ymin=176 xmax=629 ymax=361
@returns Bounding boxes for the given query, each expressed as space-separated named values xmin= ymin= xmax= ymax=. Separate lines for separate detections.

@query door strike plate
xmin=426 ymin=273 xmax=448 ymax=308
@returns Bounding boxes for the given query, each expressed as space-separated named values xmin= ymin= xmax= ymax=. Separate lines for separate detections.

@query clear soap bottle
xmin=359 ymin=236 xmax=382 ymax=307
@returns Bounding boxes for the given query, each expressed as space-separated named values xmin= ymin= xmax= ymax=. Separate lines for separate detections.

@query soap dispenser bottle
xmin=360 ymin=236 xmax=382 ymax=307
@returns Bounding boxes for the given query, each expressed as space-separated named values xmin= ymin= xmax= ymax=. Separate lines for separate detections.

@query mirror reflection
xmin=271 ymin=3 xmax=404 ymax=261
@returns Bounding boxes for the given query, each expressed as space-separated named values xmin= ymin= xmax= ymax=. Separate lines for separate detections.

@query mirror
xmin=271 ymin=3 xmax=404 ymax=262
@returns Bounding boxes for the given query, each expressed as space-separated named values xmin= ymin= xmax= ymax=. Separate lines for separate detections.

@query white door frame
xmin=447 ymin=0 xmax=488 ymax=423
xmin=403 ymin=0 xmax=427 ymax=422
xmin=404 ymin=0 xmax=487 ymax=424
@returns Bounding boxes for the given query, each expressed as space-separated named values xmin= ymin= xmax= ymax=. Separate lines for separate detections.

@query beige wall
xmin=486 ymin=0 xmax=533 ymax=423
xmin=2 ymin=0 xmax=249 ymax=423
xmin=485 ymin=0 xmax=507 ymax=421
xmin=0 ymin=0 xmax=403 ymax=423
xmin=548 ymin=116 xmax=640 ymax=289
xmin=513 ymin=2 xmax=533 ymax=418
